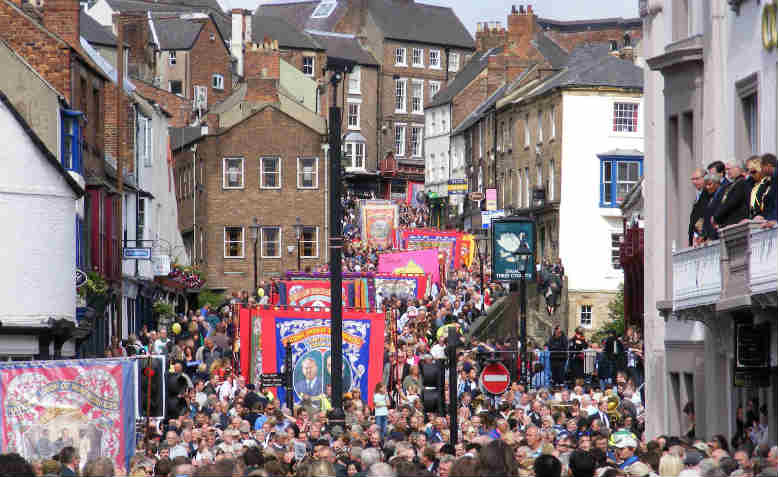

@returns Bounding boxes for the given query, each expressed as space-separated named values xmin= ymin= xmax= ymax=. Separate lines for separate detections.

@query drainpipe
xmin=191 ymin=143 xmax=197 ymax=265
xmin=492 ymin=109 xmax=498 ymax=207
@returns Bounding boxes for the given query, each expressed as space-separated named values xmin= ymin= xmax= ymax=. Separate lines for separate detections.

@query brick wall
xmin=134 ymin=80 xmax=193 ymax=128
xmin=452 ymin=73 xmax=486 ymax=130
xmin=0 ymin=0 xmax=73 ymax=103
xmin=181 ymin=106 xmax=326 ymax=291
xmin=118 ymin=12 xmax=155 ymax=83
xmin=189 ymin=18 xmax=233 ymax=106
xmin=41 ymin=0 xmax=79 ymax=49
xmin=103 ymin=81 xmax=135 ymax=167
xmin=544 ymin=27 xmax=642 ymax=53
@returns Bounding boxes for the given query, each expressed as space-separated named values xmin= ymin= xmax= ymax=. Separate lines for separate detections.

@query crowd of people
xmin=1 ymin=191 xmax=775 ymax=477
xmin=689 ymin=154 xmax=777 ymax=246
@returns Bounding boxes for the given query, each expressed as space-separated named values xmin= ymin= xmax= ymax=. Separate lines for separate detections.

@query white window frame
xmin=412 ymin=47 xmax=424 ymax=67
xmin=410 ymin=126 xmax=423 ymax=157
xmin=395 ymin=78 xmax=407 ymax=113
xmin=536 ymin=164 xmax=542 ymax=187
xmin=297 ymin=156 xmax=318 ymax=189
xmin=300 ymin=226 xmax=319 ymax=258
xmin=550 ymin=105 xmax=556 ymax=138
xmin=168 ymin=51 xmax=176 ymax=65
xmin=302 ymin=56 xmax=315 ymax=77
xmin=524 ymin=167 xmax=530 ymax=205
xmin=395 ymin=124 xmax=406 ymax=156
xmin=222 ymin=157 xmax=244 ymax=189
xmin=611 ymin=233 xmax=623 ymax=269
xmin=612 ymin=102 xmax=639 ymax=133
xmin=223 ymin=226 xmax=245 ymax=259
xmin=310 ymin=0 xmax=336 ymax=18
xmin=344 ymin=142 xmax=365 ymax=169
xmin=429 ymin=80 xmax=441 ymax=99
xmin=524 ymin=113 xmax=530 ymax=147
xmin=549 ymin=159 xmax=555 ymax=201
xmin=137 ymin=114 xmax=152 ymax=167
xmin=193 ymin=85 xmax=207 ymax=110
xmin=212 ymin=74 xmax=224 ymax=90
xmin=260 ymin=226 xmax=281 ymax=258
xmin=580 ymin=304 xmax=593 ymax=328
xmin=537 ymin=109 xmax=543 ymax=143
xmin=448 ymin=52 xmax=459 ymax=72
xmin=410 ymin=79 xmax=424 ymax=114
xmin=347 ymin=101 xmax=360 ymax=130
xmin=429 ymin=49 xmax=441 ymax=69
xmin=260 ymin=156 xmax=282 ymax=189
xmin=348 ymin=65 xmax=361 ymax=94
xmin=395 ymin=47 xmax=407 ymax=66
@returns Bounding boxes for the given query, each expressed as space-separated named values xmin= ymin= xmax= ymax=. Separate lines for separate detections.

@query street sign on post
xmin=480 ymin=362 xmax=510 ymax=394
xmin=123 ymin=248 xmax=152 ymax=260
xmin=260 ymin=373 xmax=284 ymax=387
xmin=469 ymin=192 xmax=484 ymax=201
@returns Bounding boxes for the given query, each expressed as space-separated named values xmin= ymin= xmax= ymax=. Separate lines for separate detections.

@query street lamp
xmin=249 ymin=217 xmax=260 ymax=298
xmin=474 ymin=232 xmax=489 ymax=314
xmin=326 ymin=55 xmax=356 ymax=429
xmin=294 ymin=216 xmax=303 ymax=272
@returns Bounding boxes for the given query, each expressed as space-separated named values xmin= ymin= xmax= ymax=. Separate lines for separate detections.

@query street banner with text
xmin=378 ymin=249 xmax=441 ymax=284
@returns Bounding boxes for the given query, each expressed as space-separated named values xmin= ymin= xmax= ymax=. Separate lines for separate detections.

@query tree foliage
xmin=592 ymin=283 xmax=625 ymax=343
xmin=197 ymin=289 xmax=225 ymax=309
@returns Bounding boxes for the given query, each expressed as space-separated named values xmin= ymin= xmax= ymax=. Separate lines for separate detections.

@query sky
xmin=227 ymin=0 xmax=640 ymax=34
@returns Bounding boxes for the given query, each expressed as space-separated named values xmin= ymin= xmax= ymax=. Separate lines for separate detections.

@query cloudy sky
xmin=228 ymin=0 xmax=640 ymax=34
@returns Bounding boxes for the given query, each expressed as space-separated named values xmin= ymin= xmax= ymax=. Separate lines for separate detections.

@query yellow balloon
xmin=257 ymin=288 xmax=265 ymax=297
xmin=172 ymin=322 xmax=182 ymax=335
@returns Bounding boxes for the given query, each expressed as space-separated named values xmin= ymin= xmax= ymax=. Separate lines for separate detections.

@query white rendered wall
xmin=0 ymin=102 xmax=77 ymax=326
xmin=727 ymin=1 xmax=778 ymax=157
xmin=559 ymin=92 xmax=644 ymax=293
xmin=424 ymin=103 xmax=450 ymax=196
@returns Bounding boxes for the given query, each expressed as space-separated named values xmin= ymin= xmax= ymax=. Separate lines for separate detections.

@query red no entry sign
xmin=480 ymin=362 xmax=510 ymax=394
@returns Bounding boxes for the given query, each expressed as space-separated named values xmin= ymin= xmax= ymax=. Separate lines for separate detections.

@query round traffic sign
xmin=479 ymin=362 xmax=510 ymax=395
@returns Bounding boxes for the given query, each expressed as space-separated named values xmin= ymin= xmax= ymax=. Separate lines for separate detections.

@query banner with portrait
xmin=259 ymin=308 xmax=385 ymax=405
xmin=280 ymin=280 xmax=353 ymax=307
xmin=360 ymin=202 xmax=399 ymax=249
xmin=374 ymin=275 xmax=423 ymax=308
xmin=0 ymin=359 xmax=136 ymax=472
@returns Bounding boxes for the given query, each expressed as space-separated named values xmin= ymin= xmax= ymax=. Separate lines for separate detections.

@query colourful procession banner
xmin=378 ymin=248 xmax=440 ymax=284
xmin=374 ymin=276 xmax=421 ymax=308
xmin=284 ymin=272 xmax=427 ymax=309
xmin=259 ymin=308 xmax=385 ymax=405
xmin=0 ymin=359 xmax=136 ymax=472
xmin=279 ymin=280 xmax=352 ymax=307
xmin=360 ymin=201 xmax=399 ymax=249
xmin=400 ymin=229 xmax=463 ymax=270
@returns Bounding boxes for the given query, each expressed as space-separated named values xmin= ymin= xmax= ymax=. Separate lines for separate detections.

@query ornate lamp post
xmin=248 ymin=217 xmax=260 ymax=297
xmin=294 ymin=216 xmax=303 ymax=272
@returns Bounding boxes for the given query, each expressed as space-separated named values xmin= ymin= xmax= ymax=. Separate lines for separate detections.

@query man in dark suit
xmin=548 ymin=326 xmax=567 ymax=386
xmin=702 ymin=174 xmax=725 ymax=241
xmin=689 ymin=168 xmax=709 ymax=246
xmin=295 ymin=357 xmax=322 ymax=398
xmin=715 ymin=161 xmax=750 ymax=229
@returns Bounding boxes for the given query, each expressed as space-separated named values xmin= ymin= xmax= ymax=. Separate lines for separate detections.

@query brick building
xmin=171 ymin=42 xmax=328 ymax=292
xmin=254 ymin=0 xmax=475 ymax=200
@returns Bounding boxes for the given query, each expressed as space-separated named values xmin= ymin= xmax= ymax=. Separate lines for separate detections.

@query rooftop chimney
xmin=43 ymin=0 xmax=80 ymax=48
xmin=244 ymin=40 xmax=280 ymax=103
xmin=507 ymin=4 xmax=538 ymax=57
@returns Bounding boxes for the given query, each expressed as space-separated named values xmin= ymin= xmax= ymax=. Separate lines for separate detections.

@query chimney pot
xmin=527 ymin=5 xmax=533 ymax=13
xmin=519 ymin=5 xmax=525 ymax=13
xmin=511 ymin=5 xmax=517 ymax=14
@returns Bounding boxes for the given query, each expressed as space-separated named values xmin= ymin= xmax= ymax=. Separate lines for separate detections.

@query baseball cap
xmin=614 ymin=436 xmax=638 ymax=449
xmin=684 ymin=449 xmax=704 ymax=466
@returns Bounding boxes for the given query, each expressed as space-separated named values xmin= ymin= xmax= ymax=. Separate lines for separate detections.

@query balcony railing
xmin=749 ymin=226 xmax=778 ymax=296
xmin=672 ymin=241 xmax=722 ymax=312
xmin=672 ymin=223 xmax=777 ymax=312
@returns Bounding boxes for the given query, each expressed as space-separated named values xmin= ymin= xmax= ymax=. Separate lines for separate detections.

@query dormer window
xmin=311 ymin=1 xmax=336 ymax=18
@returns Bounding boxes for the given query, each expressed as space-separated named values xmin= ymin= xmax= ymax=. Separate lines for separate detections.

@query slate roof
xmin=530 ymin=44 xmax=643 ymax=96
xmin=104 ymin=0 xmax=231 ymax=41
xmin=451 ymin=81 xmax=511 ymax=136
xmin=170 ymin=126 xmax=205 ymax=150
xmin=537 ymin=16 xmax=642 ymax=32
xmin=252 ymin=15 xmax=323 ymax=51
xmin=256 ymin=0 xmax=474 ymax=50
xmin=306 ymin=30 xmax=378 ymax=66
xmin=152 ymin=15 xmax=204 ymax=50
xmin=531 ymin=32 xmax=568 ymax=69
xmin=367 ymin=0 xmax=474 ymax=49
xmin=80 ymin=9 xmax=119 ymax=46
xmin=427 ymin=48 xmax=498 ymax=109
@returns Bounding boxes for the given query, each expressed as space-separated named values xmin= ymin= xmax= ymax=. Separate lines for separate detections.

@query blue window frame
xmin=76 ymin=216 xmax=84 ymax=269
xmin=599 ymin=155 xmax=643 ymax=208
xmin=61 ymin=109 xmax=83 ymax=173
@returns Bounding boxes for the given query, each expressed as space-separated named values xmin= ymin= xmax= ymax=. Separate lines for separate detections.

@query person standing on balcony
xmin=701 ymin=173 xmax=724 ymax=242
xmin=750 ymin=154 xmax=775 ymax=220
xmin=688 ymin=168 xmax=709 ymax=246
xmin=714 ymin=160 xmax=750 ymax=229
xmin=761 ymin=154 xmax=777 ymax=227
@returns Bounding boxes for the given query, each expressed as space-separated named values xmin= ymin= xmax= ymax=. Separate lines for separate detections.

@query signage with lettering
xmin=447 ymin=179 xmax=467 ymax=195
xmin=491 ymin=217 xmax=535 ymax=281
xmin=469 ymin=192 xmax=484 ymax=201
xmin=74 ymin=269 xmax=87 ymax=288
xmin=123 ymin=248 xmax=152 ymax=260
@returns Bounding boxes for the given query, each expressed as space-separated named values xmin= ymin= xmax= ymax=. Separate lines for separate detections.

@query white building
xmin=0 ymin=91 xmax=84 ymax=359
xmin=642 ymin=0 xmax=778 ymax=440
xmin=496 ymin=44 xmax=644 ymax=334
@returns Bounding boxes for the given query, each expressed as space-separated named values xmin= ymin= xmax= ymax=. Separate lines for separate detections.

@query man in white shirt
xmin=152 ymin=328 xmax=170 ymax=355
xmin=165 ymin=431 xmax=189 ymax=460
xmin=430 ymin=336 xmax=446 ymax=360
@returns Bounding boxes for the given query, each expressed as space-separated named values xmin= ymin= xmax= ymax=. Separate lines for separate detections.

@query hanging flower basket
xmin=168 ymin=263 xmax=204 ymax=289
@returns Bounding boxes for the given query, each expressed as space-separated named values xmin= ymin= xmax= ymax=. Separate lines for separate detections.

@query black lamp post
xmin=326 ymin=56 xmax=355 ymax=429
xmin=249 ymin=217 xmax=260 ymax=298
xmin=294 ymin=216 xmax=302 ymax=272
xmin=475 ymin=232 xmax=488 ymax=314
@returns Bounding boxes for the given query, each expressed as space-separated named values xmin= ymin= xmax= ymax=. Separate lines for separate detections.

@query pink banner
xmin=378 ymin=249 xmax=440 ymax=284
